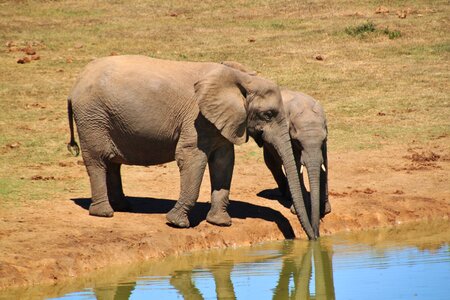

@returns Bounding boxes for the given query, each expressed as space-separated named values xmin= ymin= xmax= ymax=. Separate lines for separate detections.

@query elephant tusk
xmin=300 ymin=165 xmax=304 ymax=174
xmin=321 ymin=164 xmax=326 ymax=172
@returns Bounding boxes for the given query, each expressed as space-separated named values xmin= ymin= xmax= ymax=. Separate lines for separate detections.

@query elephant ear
xmin=195 ymin=66 xmax=250 ymax=145
xmin=285 ymin=95 xmax=305 ymax=131
xmin=312 ymin=100 xmax=325 ymax=116
xmin=220 ymin=61 xmax=258 ymax=76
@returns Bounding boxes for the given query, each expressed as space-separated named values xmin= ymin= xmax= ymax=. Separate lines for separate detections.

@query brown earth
xmin=0 ymin=140 xmax=449 ymax=290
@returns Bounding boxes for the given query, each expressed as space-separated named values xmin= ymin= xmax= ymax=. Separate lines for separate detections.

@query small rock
xmin=377 ymin=112 xmax=386 ymax=116
xmin=314 ymin=54 xmax=324 ymax=61
xmin=31 ymin=175 xmax=56 ymax=181
xmin=110 ymin=51 xmax=119 ymax=56
xmin=397 ymin=10 xmax=407 ymax=18
xmin=363 ymin=188 xmax=376 ymax=194
xmin=375 ymin=6 xmax=389 ymax=14
xmin=169 ymin=12 xmax=178 ymax=17
xmin=74 ymin=42 xmax=84 ymax=49
xmin=248 ymin=38 xmax=256 ymax=43
xmin=57 ymin=69 xmax=64 ymax=73
xmin=24 ymin=46 xmax=36 ymax=55
xmin=5 ymin=41 xmax=16 ymax=47
xmin=66 ymin=57 xmax=73 ymax=63
xmin=17 ymin=57 xmax=31 ymax=64
xmin=8 ymin=46 xmax=19 ymax=52
xmin=6 ymin=142 xmax=21 ymax=149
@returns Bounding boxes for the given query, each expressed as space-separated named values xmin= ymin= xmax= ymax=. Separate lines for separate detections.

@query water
xmin=3 ymin=221 xmax=449 ymax=299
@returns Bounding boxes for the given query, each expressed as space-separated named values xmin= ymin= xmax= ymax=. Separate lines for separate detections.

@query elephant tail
xmin=67 ymin=98 xmax=80 ymax=156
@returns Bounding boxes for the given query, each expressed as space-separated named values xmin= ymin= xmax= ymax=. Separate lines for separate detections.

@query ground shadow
xmin=72 ymin=196 xmax=295 ymax=239
xmin=257 ymin=187 xmax=312 ymax=221
xmin=257 ymin=188 xmax=291 ymax=208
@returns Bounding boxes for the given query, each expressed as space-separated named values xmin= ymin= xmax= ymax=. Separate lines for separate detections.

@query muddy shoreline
xmin=0 ymin=144 xmax=449 ymax=290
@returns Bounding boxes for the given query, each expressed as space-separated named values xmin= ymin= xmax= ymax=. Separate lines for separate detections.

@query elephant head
xmin=284 ymin=90 xmax=329 ymax=238
xmin=195 ymin=65 xmax=316 ymax=239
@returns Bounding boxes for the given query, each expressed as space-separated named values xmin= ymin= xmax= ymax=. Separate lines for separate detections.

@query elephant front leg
xmin=207 ymin=143 xmax=234 ymax=226
xmin=166 ymin=148 xmax=208 ymax=228
xmin=170 ymin=271 xmax=203 ymax=299
xmin=211 ymin=263 xmax=236 ymax=299
xmin=86 ymin=163 xmax=114 ymax=217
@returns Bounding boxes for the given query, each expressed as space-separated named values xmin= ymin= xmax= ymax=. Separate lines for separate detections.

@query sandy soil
xmin=0 ymin=140 xmax=449 ymax=290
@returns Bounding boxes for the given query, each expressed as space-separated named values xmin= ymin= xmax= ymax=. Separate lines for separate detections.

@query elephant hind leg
xmin=86 ymin=163 xmax=114 ymax=217
xmin=106 ymin=163 xmax=131 ymax=212
xmin=206 ymin=143 xmax=234 ymax=227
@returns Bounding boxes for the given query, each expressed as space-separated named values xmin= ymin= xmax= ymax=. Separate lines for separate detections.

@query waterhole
xmin=3 ymin=221 xmax=449 ymax=299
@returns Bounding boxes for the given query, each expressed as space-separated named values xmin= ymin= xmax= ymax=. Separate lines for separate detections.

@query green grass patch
xmin=345 ymin=21 xmax=376 ymax=37
xmin=383 ymin=28 xmax=402 ymax=40
xmin=345 ymin=21 xmax=402 ymax=39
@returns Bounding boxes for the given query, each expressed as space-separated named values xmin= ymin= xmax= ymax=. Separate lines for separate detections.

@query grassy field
xmin=0 ymin=0 xmax=448 ymax=204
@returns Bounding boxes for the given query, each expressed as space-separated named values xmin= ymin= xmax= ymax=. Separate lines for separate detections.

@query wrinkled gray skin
xmin=67 ymin=56 xmax=316 ymax=239
xmin=263 ymin=90 xmax=330 ymax=238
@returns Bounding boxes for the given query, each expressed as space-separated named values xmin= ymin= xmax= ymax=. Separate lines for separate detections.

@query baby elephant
xmin=219 ymin=61 xmax=329 ymax=238
xmin=263 ymin=89 xmax=330 ymax=237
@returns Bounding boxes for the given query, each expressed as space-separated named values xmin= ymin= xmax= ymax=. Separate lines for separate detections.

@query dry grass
xmin=0 ymin=0 xmax=448 ymax=204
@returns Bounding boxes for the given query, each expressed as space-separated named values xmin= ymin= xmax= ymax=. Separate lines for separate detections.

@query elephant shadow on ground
xmin=257 ymin=188 xmax=312 ymax=220
xmin=72 ymin=196 xmax=295 ymax=239
xmin=257 ymin=188 xmax=291 ymax=208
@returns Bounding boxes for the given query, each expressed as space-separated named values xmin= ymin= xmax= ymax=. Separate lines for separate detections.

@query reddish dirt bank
xmin=0 ymin=142 xmax=449 ymax=289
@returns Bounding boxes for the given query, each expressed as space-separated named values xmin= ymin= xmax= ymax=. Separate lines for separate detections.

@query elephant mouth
xmin=249 ymin=129 xmax=264 ymax=147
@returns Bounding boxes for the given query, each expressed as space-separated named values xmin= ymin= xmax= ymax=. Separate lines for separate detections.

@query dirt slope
xmin=0 ymin=141 xmax=449 ymax=289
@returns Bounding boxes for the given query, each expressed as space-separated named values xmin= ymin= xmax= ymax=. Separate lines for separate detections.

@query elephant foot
xmin=206 ymin=209 xmax=232 ymax=227
xmin=166 ymin=206 xmax=190 ymax=228
xmin=110 ymin=197 xmax=131 ymax=212
xmin=89 ymin=200 xmax=114 ymax=217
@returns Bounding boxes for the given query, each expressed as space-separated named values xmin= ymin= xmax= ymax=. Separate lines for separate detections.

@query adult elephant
xmin=263 ymin=90 xmax=330 ymax=238
xmin=67 ymin=56 xmax=316 ymax=239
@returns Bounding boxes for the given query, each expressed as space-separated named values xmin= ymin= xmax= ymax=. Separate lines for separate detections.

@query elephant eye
xmin=260 ymin=110 xmax=276 ymax=121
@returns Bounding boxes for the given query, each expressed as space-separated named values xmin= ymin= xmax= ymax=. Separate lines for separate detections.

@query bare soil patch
xmin=1 ymin=141 xmax=449 ymax=289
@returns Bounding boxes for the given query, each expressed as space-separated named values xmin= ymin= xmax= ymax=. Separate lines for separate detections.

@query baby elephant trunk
xmin=305 ymin=162 xmax=322 ymax=238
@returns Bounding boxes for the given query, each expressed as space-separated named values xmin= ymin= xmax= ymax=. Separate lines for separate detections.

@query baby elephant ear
xmin=312 ymin=100 xmax=325 ymax=115
xmin=286 ymin=95 xmax=305 ymax=120
xmin=195 ymin=66 xmax=249 ymax=145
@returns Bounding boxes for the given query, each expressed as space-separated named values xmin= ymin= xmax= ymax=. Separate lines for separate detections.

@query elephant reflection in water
xmin=170 ymin=264 xmax=236 ymax=300
xmin=93 ymin=283 xmax=136 ymax=300
xmin=170 ymin=241 xmax=335 ymax=300
xmin=273 ymin=241 xmax=335 ymax=300
xmin=92 ymin=241 xmax=334 ymax=300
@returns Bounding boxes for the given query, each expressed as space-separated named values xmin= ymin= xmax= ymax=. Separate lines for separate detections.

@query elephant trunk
xmin=271 ymin=125 xmax=316 ymax=240
xmin=306 ymin=162 xmax=321 ymax=238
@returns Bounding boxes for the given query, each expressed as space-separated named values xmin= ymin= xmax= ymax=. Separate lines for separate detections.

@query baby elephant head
xmin=284 ymin=90 xmax=329 ymax=238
